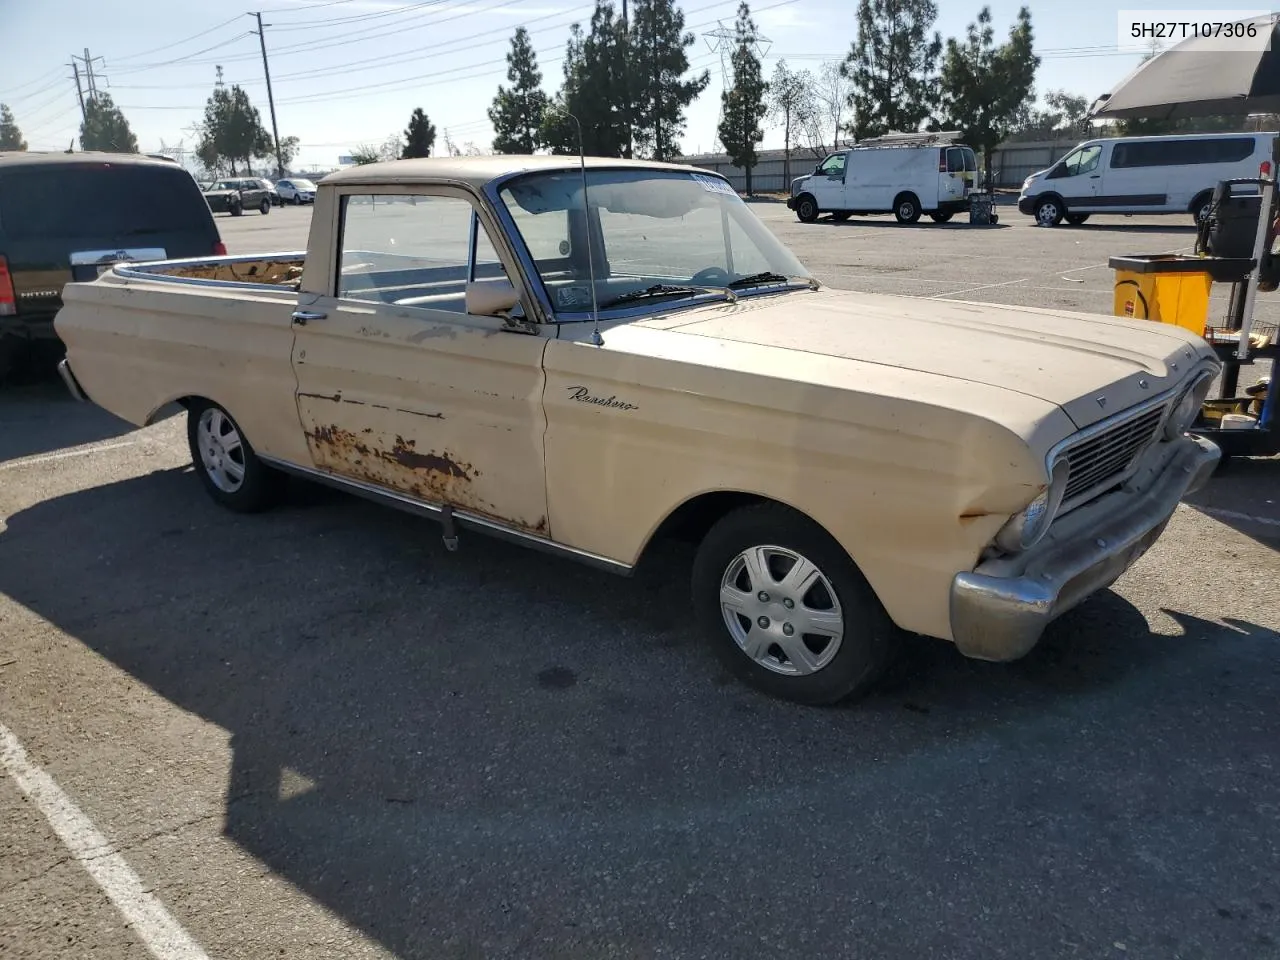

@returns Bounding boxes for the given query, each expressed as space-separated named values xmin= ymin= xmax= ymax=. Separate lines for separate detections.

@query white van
xmin=1017 ymin=132 xmax=1276 ymax=226
xmin=787 ymin=133 xmax=978 ymax=225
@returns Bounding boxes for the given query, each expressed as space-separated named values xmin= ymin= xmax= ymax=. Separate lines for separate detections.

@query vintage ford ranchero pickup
xmin=54 ymin=156 xmax=1222 ymax=705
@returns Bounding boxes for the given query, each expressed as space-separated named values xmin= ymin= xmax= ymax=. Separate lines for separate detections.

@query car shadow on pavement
xmin=1182 ymin=456 xmax=1280 ymax=547
xmin=2 ymin=469 xmax=1279 ymax=959
xmin=0 ymin=375 xmax=137 ymax=462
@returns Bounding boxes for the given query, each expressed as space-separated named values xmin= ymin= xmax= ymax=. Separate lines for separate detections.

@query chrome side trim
xmin=111 ymin=251 xmax=308 ymax=292
xmin=257 ymin=455 xmax=633 ymax=576
xmin=57 ymin=359 xmax=87 ymax=402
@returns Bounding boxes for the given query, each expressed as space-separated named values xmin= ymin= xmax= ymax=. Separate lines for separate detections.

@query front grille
xmin=1058 ymin=403 xmax=1167 ymax=509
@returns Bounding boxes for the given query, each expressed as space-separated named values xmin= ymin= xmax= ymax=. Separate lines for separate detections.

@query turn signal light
xmin=0 ymin=255 xmax=15 ymax=317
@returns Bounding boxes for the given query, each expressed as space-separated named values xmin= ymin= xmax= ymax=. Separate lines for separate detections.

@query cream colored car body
xmin=54 ymin=156 xmax=1221 ymax=662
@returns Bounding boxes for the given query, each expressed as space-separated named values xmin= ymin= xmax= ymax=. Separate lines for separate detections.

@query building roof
xmin=321 ymin=154 xmax=719 ymax=188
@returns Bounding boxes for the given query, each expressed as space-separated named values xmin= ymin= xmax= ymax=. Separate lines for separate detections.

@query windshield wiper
xmin=727 ymin=271 xmax=820 ymax=290
xmin=597 ymin=283 xmax=737 ymax=310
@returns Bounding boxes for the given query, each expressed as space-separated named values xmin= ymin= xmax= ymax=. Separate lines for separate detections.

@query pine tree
xmin=717 ymin=2 xmax=768 ymax=195
xmin=843 ymin=0 xmax=943 ymax=138
xmin=198 ymin=85 xmax=271 ymax=174
xmin=540 ymin=3 xmax=629 ymax=157
xmin=403 ymin=108 xmax=436 ymax=158
xmin=629 ymin=0 xmax=710 ymax=161
xmin=938 ymin=6 xmax=1039 ymax=170
xmin=79 ymin=93 xmax=138 ymax=153
xmin=489 ymin=27 xmax=549 ymax=154
xmin=0 ymin=104 xmax=26 ymax=151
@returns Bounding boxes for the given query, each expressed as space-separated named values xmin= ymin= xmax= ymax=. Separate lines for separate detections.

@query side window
xmin=337 ymin=194 xmax=503 ymax=311
xmin=1063 ymin=145 xmax=1101 ymax=176
xmin=946 ymin=148 xmax=965 ymax=173
xmin=819 ymin=154 xmax=846 ymax=177
xmin=1111 ymin=144 xmax=1129 ymax=168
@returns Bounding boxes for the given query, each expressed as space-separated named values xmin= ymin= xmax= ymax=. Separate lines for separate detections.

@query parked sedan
xmin=274 ymin=178 xmax=317 ymax=205
xmin=202 ymin=178 xmax=272 ymax=217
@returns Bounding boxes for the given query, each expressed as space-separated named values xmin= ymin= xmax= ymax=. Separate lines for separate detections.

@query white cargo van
xmin=787 ymin=132 xmax=978 ymax=225
xmin=1017 ymin=131 xmax=1276 ymax=226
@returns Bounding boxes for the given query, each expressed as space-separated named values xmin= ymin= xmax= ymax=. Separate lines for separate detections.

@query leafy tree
xmin=348 ymin=145 xmax=381 ymax=165
xmin=938 ymin=6 xmax=1039 ymax=169
xmin=540 ymin=5 xmax=629 ymax=157
xmin=768 ymin=60 xmax=816 ymax=185
xmin=277 ymin=135 xmax=300 ymax=171
xmin=842 ymin=0 xmax=943 ymax=138
xmin=79 ymin=94 xmax=138 ymax=153
xmin=489 ymin=28 xmax=548 ymax=154
xmin=717 ymin=2 xmax=769 ymax=195
xmin=402 ymin=108 xmax=436 ymax=158
xmin=630 ymin=0 xmax=710 ymax=161
xmin=0 ymin=104 xmax=26 ymax=151
xmin=1009 ymin=88 xmax=1089 ymax=140
xmin=198 ymin=85 xmax=272 ymax=175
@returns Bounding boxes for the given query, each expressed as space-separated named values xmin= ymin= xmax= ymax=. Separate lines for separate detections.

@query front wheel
xmin=691 ymin=503 xmax=895 ymax=705
xmin=187 ymin=400 xmax=283 ymax=513
xmin=259 ymin=198 xmax=271 ymax=214
xmin=929 ymin=211 xmax=954 ymax=223
xmin=292 ymin=194 xmax=301 ymax=206
xmin=230 ymin=203 xmax=243 ymax=217
xmin=1034 ymin=197 xmax=1063 ymax=227
xmin=795 ymin=195 xmax=819 ymax=223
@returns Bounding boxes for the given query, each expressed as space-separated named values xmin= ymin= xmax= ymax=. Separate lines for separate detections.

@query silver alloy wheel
xmin=1036 ymin=201 xmax=1060 ymax=226
xmin=899 ymin=201 xmax=914 ymax=220
xmin=197 ymin=407 xmax=246 ymax=493
xmin=718 ymin=544 xmax=845 ymax=676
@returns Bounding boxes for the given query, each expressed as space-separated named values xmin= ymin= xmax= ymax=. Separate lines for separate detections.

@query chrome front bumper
xmin=949 ymin=434 xmax=1220 ymax=662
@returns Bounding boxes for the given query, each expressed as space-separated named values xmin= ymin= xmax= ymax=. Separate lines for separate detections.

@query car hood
xmin=635 ymin=289 xmax=1215 ymax=430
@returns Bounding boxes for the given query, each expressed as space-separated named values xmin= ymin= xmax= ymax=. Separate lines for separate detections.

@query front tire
xmin=186 ymin=400 xmax=282 ymax=513
xmin=795 ymin=195 xmax=819 ymax=223
xmin=230 ymin=202 xmax=243 ymax=217
xmin=1034 ymin=197 xmax=1063 ymax=226
xmin=893 ymin=193 xmax=922 ymax=224
xmin=292 ymin=194 xmax=302 ymax=206
xmin=259 ymin=198 xmax=271 ymax=215
xmin=691 ymin=503 xmax=895 ymax=705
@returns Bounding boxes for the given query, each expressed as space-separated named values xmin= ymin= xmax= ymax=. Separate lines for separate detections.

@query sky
xmin=0 ymin=0 xmax=1223 ymax=172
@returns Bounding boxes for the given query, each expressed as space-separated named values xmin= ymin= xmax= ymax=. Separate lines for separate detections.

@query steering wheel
xmin=690 ymin=266 xmax=732 ymax=286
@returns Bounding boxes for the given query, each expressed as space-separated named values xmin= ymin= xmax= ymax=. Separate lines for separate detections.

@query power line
xmin=107 ymin=15 xmax=248 ymax=64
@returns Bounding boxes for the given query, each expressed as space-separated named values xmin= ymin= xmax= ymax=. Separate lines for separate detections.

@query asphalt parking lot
xmin=1 ymin=200 xmax=1278 ymax=960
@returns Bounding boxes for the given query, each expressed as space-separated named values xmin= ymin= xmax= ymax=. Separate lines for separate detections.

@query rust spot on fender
xmin=386 ymin=436 xmax=470 ymax=478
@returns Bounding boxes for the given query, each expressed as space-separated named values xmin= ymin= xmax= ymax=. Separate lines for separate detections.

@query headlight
xmin=995 ymin=458 xmax=1070 ymax=554
xmin=1164 ymin=372 xmax=1213 ymax=440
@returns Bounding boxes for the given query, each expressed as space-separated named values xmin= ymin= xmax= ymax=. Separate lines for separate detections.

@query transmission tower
xmin=703 ymin=20 xmax=771 ymax=143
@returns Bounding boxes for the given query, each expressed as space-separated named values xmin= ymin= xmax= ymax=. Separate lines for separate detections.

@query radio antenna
xmin=559 ymin=108 xmax=603 ymax=347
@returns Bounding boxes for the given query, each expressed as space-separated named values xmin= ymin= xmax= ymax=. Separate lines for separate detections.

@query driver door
xmin=289 ymin=187 xmax=552 ymax=536
xmin=1047 ymin=144 xmax=1104 ymax=210
xmin=810 ymin=152 xmax=849 ymax=212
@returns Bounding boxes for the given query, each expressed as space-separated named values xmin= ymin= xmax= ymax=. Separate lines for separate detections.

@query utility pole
xmin=70 ymin=60 xmax=86 ymax=125
xmin=250 ymin=12 xmax=285 ymax=178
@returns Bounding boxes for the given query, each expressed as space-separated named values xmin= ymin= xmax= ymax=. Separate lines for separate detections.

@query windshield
xmin=293 ymin=179 xmax=317 ymax=190
xmin=497 ymin=168 xmax=811 ymax=316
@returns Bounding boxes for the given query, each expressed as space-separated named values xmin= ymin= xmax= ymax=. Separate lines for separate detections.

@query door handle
xmin=1090 ymin=175 xmax=1100 ymax=179
xmin=292 ymin=310 xmax=326 ymax=325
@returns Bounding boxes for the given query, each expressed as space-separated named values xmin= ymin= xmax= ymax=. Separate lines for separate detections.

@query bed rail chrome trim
xmin=257 ymin=455 xmax=633 ymax=576
xmin=110 ymin=251 xmax=308 ymax=292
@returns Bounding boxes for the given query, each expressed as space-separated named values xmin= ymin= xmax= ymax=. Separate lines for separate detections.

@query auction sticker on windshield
xmin=691 ymin=174 xmax=736 ymax=196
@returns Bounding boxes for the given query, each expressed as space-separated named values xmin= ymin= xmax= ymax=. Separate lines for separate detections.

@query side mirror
xmin=814 ymin=164 xmax=822 ymax=175
xmin=466 ymin=278 xmax=521 ymax=317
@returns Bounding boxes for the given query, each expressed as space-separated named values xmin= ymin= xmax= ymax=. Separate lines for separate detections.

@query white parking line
xmin=0 ymin=440 xmax=137 ymax=472
xmin=927 ymin=278 xmax=1028 ymax=299
xmin=0 ymin=720 xmax=211 ymax=960
xmin=1183 ymin=504 xmax=1280 ymax=528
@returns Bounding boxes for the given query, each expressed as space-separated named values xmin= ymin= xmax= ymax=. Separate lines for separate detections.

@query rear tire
xmin=795 ymin=195 xmax=819 ymax=223
xmin=186 ymin=400 xmax=283 ymax=513
xmin=691 ymin=503 xmax=896 ymax=706
xmin=893 ymin=193 xmax=922 ymax=224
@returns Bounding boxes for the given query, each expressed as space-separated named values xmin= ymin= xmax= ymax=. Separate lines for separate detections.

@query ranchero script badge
xmin=566 ymin=385 xmax=638 ymax=411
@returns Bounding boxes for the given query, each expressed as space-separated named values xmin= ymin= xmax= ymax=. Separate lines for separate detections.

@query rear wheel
xmin=1191 ymin=192 xmax=1213 ymax=225
xmin=1065 ymin=213 xmax=1090 ymax=225
xmin=691 ymin=503 xmax=896 ymax=705
xmin=893 ymin=193 xmax=922 ymax=224
xmin=186 ymin=400 xmax=283 ymax=513
xmin=929 ymin=211 xmax=954 ymax=223
xmin=795 ymin=194 xmax=819 ymax=223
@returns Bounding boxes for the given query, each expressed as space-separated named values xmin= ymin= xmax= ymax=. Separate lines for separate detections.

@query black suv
xmin=0 ymin=151 xmax=225 ymax=379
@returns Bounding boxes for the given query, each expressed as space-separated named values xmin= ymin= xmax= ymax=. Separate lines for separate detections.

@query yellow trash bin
xmin=1108 ymin=255 xmax=1215 ymax=335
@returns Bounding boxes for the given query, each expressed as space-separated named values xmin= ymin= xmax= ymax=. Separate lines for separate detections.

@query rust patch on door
xmin=386 ymin=436 xmax=471 ymax=478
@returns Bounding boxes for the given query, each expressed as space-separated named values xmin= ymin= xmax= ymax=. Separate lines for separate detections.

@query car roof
xmin=323 ymin=154 xmax=718 ymax=189
xmin=0 ymin=150 xmax=190 ymax=170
